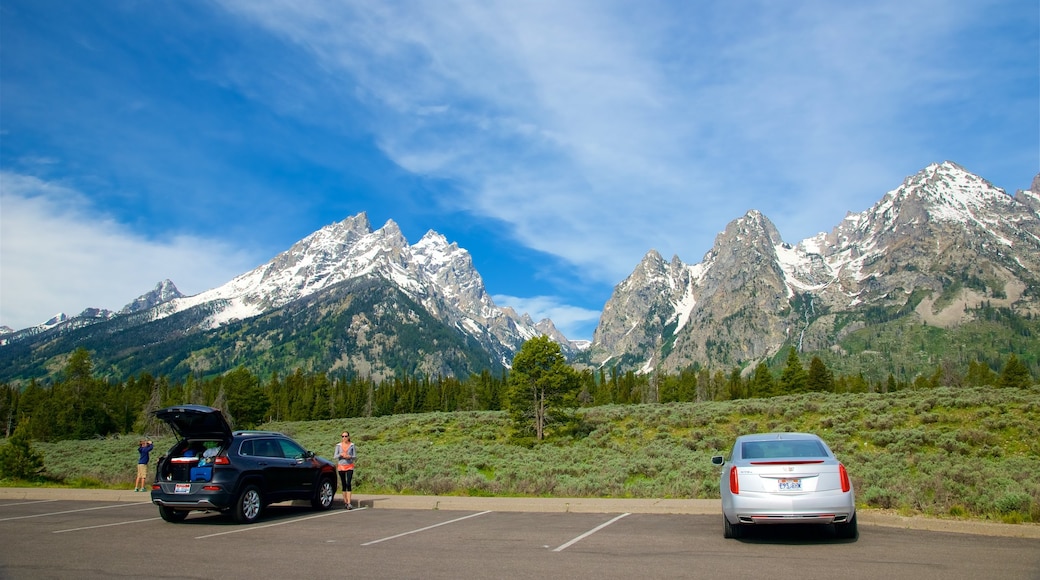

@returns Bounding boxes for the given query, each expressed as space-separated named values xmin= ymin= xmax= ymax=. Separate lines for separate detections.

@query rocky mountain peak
xmin=701 ymin=210 xmax=784 ymax=279
xmin=591 ymin=161 xmax=1040 ymax=374
xmin=1015 ymin=173 xmax=1040 ymax=214
xmin=121 ymin=279 xmax=183 ymax=314
xmin=618 ymin=250 xmax=667 ymax=289
xmin=886 ymin=161 xmax=1012 ymax=223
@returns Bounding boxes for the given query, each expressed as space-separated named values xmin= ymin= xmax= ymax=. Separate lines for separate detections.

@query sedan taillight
xmin=839 ymin=463 xmax=851 ymax=493
xmin=729 ymin=465 xmax=740 ymax=495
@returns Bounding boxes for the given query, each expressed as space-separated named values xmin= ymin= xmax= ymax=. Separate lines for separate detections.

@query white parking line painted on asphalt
xmin=0 ymin=502 xmax=151 ymax=522
xmin=194 ymin=507 xmax=366 ymax=539
xmin=553 ymin=513 xmax=631 ymax=552
xmin=361 ymin=510 xmax=492 ymax=546
xmin=53 ymin=518 xmax=161 ymax=533
xmin=0 ymin=499 xmax=60 ymax=508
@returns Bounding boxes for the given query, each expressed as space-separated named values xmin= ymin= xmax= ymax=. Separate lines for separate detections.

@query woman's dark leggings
xmin=338 ymin=469 xmax=353 ymax=492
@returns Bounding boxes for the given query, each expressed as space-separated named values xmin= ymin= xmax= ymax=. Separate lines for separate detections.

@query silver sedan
xmin=711 ymin=432 xmax=857 ymax=539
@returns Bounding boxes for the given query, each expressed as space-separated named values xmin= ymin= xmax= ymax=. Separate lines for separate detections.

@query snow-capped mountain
xmin=590 ymin=162 xmax=1040 ymax=373
xmin=1 ymin=213 xmax=569 ymax=380
xmin=145 ymin=213 xmax=561 ymax=363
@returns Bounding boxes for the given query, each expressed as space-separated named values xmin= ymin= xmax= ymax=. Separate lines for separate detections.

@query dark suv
xmin=150 ymin=405 xmax=337 ymax=523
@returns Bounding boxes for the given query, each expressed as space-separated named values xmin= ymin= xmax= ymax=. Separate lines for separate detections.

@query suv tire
xmin=312 ymin=476 xmax=335 ymax=510
xmin=159 ymin=505 xmax=189 ymax=523
xmin=233 ymin=484 xmax=263 ymax=524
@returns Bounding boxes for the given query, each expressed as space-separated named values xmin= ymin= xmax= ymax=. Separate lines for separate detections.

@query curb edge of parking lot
xmin=1 ymin=487 xmax=1036 ymax=539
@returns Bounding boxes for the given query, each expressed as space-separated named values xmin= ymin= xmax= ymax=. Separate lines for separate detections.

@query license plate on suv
xmin=175 ymin=483 xmax=191 ymax=494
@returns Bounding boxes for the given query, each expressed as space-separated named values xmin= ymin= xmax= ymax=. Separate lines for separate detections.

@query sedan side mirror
xmin=711 ymin=455 xmax=725 ymax=466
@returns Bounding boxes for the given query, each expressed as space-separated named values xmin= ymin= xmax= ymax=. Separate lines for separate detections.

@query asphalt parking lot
xmin=1 ymin=489 xmax=1038 ymax=580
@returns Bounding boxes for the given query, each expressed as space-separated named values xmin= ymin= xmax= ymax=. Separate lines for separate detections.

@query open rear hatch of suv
xmin=154 ymin=404 xmax=232 ymax=439
xmin=154 ymin=405 xmax=232 ymax=486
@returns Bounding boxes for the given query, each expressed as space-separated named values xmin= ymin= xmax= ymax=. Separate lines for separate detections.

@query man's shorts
xmin=137 ymin=463 xmax=148 ymax=477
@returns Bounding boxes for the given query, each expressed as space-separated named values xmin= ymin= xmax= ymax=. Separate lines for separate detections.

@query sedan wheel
xmin=312 ymin=477 xmax=335 ymax=510
xmin=723 ymin=516 xmax=743 ymax=539
xmin=233 ymin=485 xmax=262 ymax=524
xmin=834 ymin=513 xmax=858 ymax=539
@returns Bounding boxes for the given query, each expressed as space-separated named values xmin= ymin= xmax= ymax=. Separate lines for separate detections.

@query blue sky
xmin=2 ymin=0 xmax=1037 ymax=340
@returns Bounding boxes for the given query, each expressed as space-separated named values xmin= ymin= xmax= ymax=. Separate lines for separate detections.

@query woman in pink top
xmin=335 ymin=432 xmax=356 ymax=509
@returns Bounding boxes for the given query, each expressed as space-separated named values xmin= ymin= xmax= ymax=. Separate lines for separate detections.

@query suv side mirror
xmin=711 ymin=455 xmax=725 ymax=466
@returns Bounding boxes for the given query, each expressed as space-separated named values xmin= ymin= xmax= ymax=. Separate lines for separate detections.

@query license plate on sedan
xmin=174 ymin=483 xmax=191 ymax=494
xmin=777 ymin=478 xmax=801 ymax=491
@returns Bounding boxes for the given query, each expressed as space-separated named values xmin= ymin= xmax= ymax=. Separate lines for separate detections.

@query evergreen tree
xmin=211 ymin=387 xmax=235 ymax=428
xmin=726 ymin=367 xmax=745 ymax=400
xmin=1 ymin=384 xmax=18 ymax=438
xmin=475 ymin=369 xmax=502 ymax=410
xmin=749 ymin=362 xmax=775 ymax=398
xmin=506 ymin=336 xmax=580 ymax=441
xmin=135 ymin=378 xmax=165 ymax=437
xmin=806 ymin=356 xmax=834 ymax=392
xmin=222 ymin=366 xmax=269 ymax=428
xmin=779 ymin=347 xmax=808 ymax=394
xmin=885 ymin=374 xmax=898 ymax=393
xmin=310 ymin=374 xmax=332 ymax=420
xmin=676 ymin=367 xmax=698 ymax=402
xmin=0 ymin=424 xmax=44 ymax=480
xmin=966 ymin=360 xmax=998 ymax=387
xmin=265 ymin=372 xmax=287 ymax=421
xmin=999 ymin=354 xmax=1032 ymax=388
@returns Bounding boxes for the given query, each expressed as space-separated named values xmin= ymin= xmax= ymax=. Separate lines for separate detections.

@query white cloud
xmin=213 ymin=0 xmax=1005 ymax=286
xmin=493 ymin=293 xmax=601 ymax=340
xmin=0 ymin=172 xmax=259 ymax=330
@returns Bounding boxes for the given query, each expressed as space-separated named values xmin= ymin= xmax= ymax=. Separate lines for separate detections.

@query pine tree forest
xmin=1 ymin=344 xmax=1035 ymax=444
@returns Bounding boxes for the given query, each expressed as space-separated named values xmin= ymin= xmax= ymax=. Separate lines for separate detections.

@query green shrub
xmin=0 ymin=428 xmax=45 ymax=481
xmin=995 ymin=492 xmax=1032 ymax=515
xmin=862 ymin=486 xmax=902 ymax=509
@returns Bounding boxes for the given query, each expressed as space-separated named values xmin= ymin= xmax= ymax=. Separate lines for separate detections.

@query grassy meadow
xmin=9 ymin=386 xmax=1040 ymax=524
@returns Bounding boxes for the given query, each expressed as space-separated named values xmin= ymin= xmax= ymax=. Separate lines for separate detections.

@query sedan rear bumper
xmin=740 ymin=513 xmax=853 ymax=525
xmin=724 ymin=490 xmax=855 ymax=525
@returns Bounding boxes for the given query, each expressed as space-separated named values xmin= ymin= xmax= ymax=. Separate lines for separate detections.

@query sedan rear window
xmin=741 ymin=439 xmax=827 ymax=459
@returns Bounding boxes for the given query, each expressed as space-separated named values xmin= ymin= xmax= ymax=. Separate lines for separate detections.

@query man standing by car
xmin=335 ymin=432 xmax=356 ymax=509
xmin=135 ymin=439 xmax=153 ymax=492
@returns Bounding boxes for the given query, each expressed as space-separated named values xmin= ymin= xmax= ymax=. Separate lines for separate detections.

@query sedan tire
xmin=723 ymin=516 xmax=743 ymax=539
xmin=834 ymin=513 xmax=858 ymax=539
xmin=233 ymin=484 xmax=263 ymax=524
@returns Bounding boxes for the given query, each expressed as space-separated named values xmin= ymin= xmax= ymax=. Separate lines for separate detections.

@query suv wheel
xmin=159 ymin=505 xmax=189 ymax=523
xmin=233 ymin=484 xmax=262 ymax=524
xmin=312 ymin=476 xmax=335 ymax=510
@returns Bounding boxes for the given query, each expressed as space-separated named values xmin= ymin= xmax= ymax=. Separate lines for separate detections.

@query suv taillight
xmin=729 ymin=465 xmax=740 ymax=494
xmin=214 ymin=456 xmax=230 ymax=465
xmin=839 ymin=463 xmax=851 ymax=492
